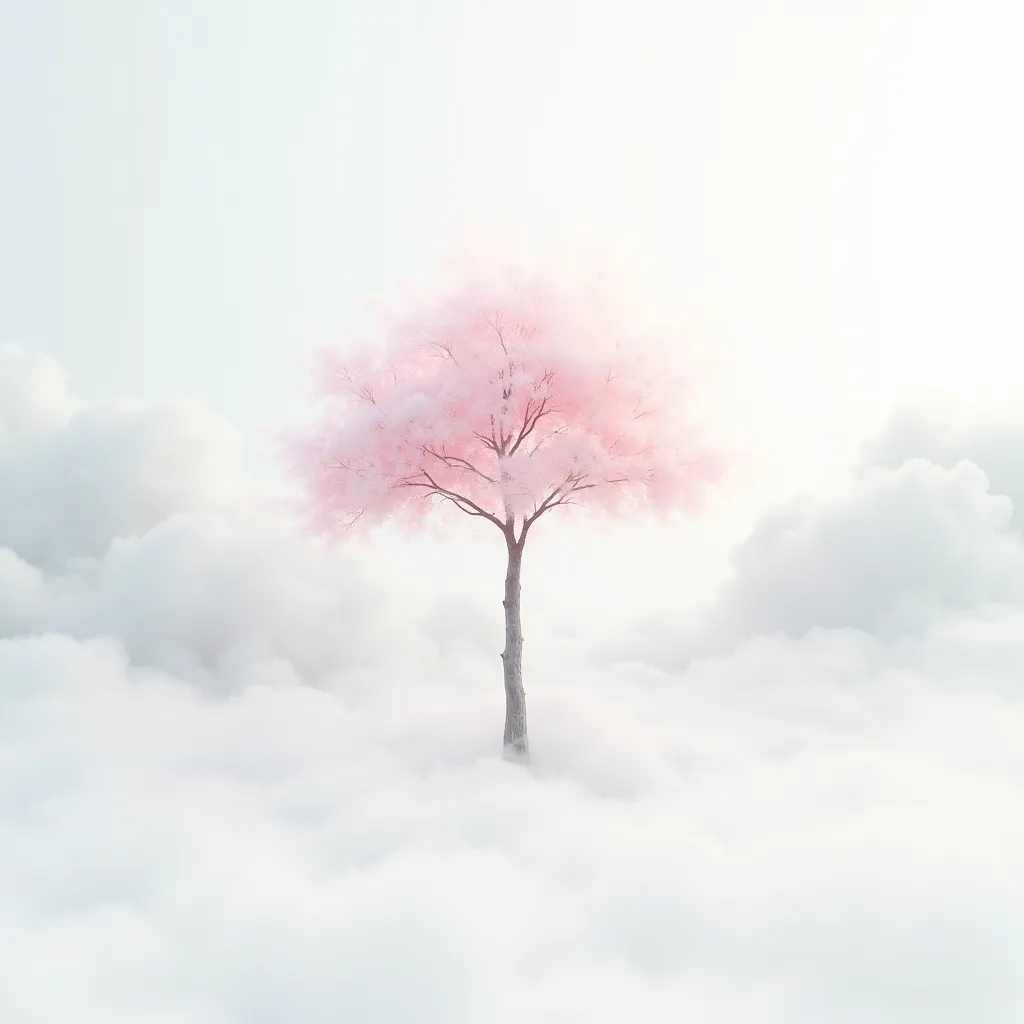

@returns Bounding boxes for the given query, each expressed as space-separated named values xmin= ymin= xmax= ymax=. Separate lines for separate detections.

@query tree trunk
xmin=501 ymin=539 xmax=529 ymax=762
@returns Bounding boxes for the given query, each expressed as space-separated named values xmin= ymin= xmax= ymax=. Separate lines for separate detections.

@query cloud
xmin=610 ymin=431 xmax=1024 ymax=669
xmin=3 ymin=621 xmax=1023 ymax=1022
xmin=0 ymin=344 xmax=248 ymax=571
xmin=27 ymin=513 xmax=437 ymax=691
xmin=2 ymin=352 xmax=1023 ymax=1021
xmin=0 ymin=547 xmax=44 ymax=636
xmin=860 ymin=402 xmax=1024 ymax=530
xmin=717 ymin=457 xmax=1023 ymax=636
xmin=0 ymin=345 xmax=75 ymax=447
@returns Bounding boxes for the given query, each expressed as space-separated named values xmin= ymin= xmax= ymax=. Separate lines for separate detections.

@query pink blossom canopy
xmin=287 ymin=271 xmax=719 ymax=540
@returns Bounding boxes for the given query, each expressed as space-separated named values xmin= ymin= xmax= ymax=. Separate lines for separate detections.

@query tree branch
xmin=516 ymin=467 xmax=631 ymax=544
xmin=524 ymin=424 xmax=568 ymax=458
xmin=472 ymin=430 xmax=500 ymax=454
xmin=486 ymin=313 xmax=509 ymax=355
xmin=434 ymin=492 xmax=506 ymax=525
xmin=420 ymin=445 xmax=498 ymax=484
xmin=397 ymin=472 xmax=506 ymax=530
xmin=428 ymin=338 xmax=460 ymax=365
xmin=508 ymin=391 xmax=558 ymax=458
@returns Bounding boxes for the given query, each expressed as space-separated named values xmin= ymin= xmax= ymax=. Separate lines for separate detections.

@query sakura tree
xmin=286 ymin=269 xmax=718 ymax=761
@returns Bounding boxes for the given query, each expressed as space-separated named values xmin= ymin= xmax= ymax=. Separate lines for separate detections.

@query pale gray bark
xmin=501 ymin=538 xmax=529 ymax=762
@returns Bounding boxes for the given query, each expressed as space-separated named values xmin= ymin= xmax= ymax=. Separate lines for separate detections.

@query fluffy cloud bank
xmin=2 ymin=347 xmax=1023 ymax=1022
xmin=0 ymin=345 xmax=247 ymax=570
xmin=860 ymin=402 xmax=1024 ymax=529
xmin=613 ymin=409 xmax=1024 ymax=669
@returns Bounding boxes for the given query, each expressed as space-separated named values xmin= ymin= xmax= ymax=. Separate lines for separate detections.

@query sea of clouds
xmin=2 ymin=342 xmax=1022 ymax=1022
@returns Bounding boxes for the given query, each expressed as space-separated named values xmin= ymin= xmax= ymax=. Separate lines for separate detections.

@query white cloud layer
xmin=861 ymin=403 xmax=1024 ymax=529
xmin=0 ymin=345 xmax=247 ymax=571
xmin=613 ymin=409 xmax=1024 ymax=672
xmin=2 ymin=351 xmax=1023 ymax=1022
